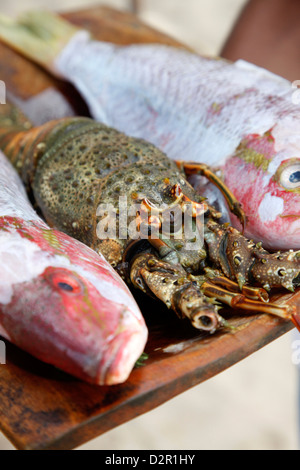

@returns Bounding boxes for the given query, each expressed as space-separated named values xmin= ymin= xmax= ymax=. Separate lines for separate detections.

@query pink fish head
xmin=223 ymin=127 xmax=300 ymax=250
xmin=0 ymin=217 xmax=148 ymax=385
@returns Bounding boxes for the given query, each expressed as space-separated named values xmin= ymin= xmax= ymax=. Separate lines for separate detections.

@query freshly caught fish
xmin=0 ymin=149 xmax=147 ymax=385
xmin=0 ymin=102 xmax=299 ymax=333
xmin=0 ymin=11 xmax=299 ymax=250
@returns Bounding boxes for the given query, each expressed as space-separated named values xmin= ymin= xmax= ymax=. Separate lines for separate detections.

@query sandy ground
xmin=0 ymin=0 xmax=299 ymax=451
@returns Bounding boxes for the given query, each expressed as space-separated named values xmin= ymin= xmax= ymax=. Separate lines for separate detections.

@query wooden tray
xmin=0 ymin=6 xmax=299 ymax=450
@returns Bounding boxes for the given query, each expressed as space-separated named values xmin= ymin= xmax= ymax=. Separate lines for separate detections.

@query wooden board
xmin=0 ymin=5 xmax=299 ymax=450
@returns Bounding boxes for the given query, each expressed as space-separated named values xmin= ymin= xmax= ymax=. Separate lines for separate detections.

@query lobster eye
xmin=279 ymin=162 xmax=300 ymax=190
xmin=278 ymin=268 xmax=286 ymax=277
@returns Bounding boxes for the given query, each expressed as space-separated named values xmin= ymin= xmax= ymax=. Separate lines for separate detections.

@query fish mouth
xmin=97 ymin=321 xmax=148 ymax=386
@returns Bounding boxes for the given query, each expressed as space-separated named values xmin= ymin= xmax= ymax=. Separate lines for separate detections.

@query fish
xmin=0 ymin=11 xmax=299 ymax=250
xmin=0 ymin=149 xmax=148 ymax=385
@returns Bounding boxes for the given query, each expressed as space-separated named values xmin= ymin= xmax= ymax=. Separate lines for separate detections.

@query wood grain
xmin=0 ymin=288 xmax=297 ymax=450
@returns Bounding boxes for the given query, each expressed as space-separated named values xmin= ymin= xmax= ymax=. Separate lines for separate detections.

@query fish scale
xmin=55 ymin=35 xmax=293 ymax=162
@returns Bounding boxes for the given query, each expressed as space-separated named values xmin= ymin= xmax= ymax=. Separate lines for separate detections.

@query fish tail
xmin=0 ymin=10 xmax=79 ymax=73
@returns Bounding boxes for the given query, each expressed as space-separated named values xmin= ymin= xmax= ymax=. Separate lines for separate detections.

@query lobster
xmin=0 ymin=101 xmax=299 ymax=333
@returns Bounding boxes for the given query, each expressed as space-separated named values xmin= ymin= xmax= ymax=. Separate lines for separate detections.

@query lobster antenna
xmin=0 ymin=11 xmax=80 ymax=72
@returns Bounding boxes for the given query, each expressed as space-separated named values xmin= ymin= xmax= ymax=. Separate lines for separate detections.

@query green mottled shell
xmin=32 ymin=118 xmax=201 ymax=267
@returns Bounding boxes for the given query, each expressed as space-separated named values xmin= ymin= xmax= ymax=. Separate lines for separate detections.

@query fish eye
xmin=57 ymin=282 xmax=75 ymax=292
xmin=44 ymin=268 xmax=83 ymax=294
xmin=279 ymin=161 xmax=300 ymax=190
xmin=54 ymin=275 xmax=82 ymax=294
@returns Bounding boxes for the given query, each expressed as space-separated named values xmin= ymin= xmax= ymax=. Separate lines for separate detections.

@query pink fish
xmin=0 ymin=150 xmax=147 ymax=385
xmin=222 ymin=130 xmax=300 ymax=250
xmin=0 ymin=11 xmax=299 ymax=250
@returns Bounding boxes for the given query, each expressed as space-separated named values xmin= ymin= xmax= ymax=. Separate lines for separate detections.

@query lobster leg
xmin=201 ymin=279 xmax=297 ymax=322
xmin=176 ymin=160 xmax=246 ymax=230
xmin=201 ymin=272 xmax=269 ymax=302
xmin=130 ymin=252 xmax=224 ymax=332
xmin=146 ymin=238 xmax=180 ymax=265
xmin=204 ymin=220 xmax=300 ymax=292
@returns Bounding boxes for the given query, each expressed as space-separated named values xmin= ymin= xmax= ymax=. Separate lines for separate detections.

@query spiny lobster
xmin=0 ymin=102 xmax=299 ymax=333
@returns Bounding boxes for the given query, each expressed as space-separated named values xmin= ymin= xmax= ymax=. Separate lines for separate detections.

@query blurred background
xmin=0 ymin=0 xmax=299 ymax=450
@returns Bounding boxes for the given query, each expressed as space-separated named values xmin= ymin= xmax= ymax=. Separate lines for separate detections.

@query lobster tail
xmin=0 ymin=101 xmax=91 ymax=188
xmin=0 ymin=103 xmax=56 ymax=186
xmin=0 ymin=101 xmax=34 ymax=183
xmin=0 ymin=100 xmax=33 ymax=132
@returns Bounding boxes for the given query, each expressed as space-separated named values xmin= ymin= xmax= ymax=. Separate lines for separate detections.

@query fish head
xmin=223 ymin=125 xmax=300 ymax=250
xmin=0 ymin=219 xmax=148 ymax=385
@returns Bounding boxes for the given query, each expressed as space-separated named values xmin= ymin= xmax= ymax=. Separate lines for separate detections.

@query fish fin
xmin=0 ymin=11 xmax=79 ymax=73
